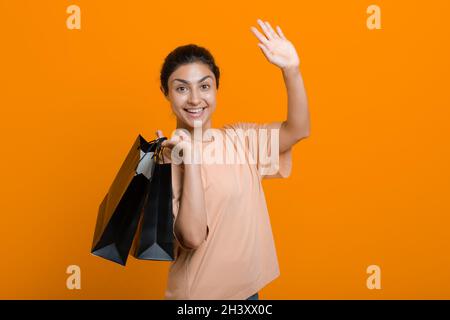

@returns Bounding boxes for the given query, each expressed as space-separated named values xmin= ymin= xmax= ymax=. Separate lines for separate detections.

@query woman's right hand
xmin=156 ymin=129 xmax=195 ymax=165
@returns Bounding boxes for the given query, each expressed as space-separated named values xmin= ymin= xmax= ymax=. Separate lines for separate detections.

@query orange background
xmin=1 ymin=0 xmax=449 ymax=299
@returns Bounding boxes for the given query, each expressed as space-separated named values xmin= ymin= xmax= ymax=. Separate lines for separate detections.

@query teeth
xmin=185 ymin=107 xmax=204 ymax=114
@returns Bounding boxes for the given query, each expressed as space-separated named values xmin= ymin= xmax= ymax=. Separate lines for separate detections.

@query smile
xmin=183 ymin=107 xmax=207 ymax=118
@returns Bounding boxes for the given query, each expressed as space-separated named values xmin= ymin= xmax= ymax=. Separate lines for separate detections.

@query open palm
xmin=250 ymin=19 xmax=300 ymax=70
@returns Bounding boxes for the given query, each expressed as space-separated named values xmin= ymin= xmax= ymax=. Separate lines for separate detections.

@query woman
xmin=157 ymin=19 xmax=310 ymax=300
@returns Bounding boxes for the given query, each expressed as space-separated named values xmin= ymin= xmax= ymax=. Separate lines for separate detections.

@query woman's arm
xmin=251 ymin=19 xmax=311 ymax=153
xmin=175 ymin=162 xmax=208 ymax=250
xmin=279 ymin=66 xmax=310 ymax=153
xmin=158 ymin=129 xmax=208 ymax=250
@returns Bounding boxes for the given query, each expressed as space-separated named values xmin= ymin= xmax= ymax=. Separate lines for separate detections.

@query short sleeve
xmin=223 ymin=121 xmax=292 ymax=179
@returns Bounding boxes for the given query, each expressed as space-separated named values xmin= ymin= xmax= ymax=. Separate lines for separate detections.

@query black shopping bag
xmin=130 ymin=147 xmax=175 ymax=261
xmin=91 ymin=135 xmax=167 ymax=266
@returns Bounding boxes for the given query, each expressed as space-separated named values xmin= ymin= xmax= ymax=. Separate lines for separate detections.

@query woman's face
xmin=164 ymin=62 xmax=217 ymax=130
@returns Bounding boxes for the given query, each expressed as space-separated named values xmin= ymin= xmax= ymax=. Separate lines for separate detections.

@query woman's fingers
xmin=252 ymin=19 xmax=286 ymax=43
xmin=178 ymin=130 xmax=191 ymax=141
xmin=257 ymin=19 xmax=273 ymax=40
xmin=156 ymin=130 xmax=164 ymax=138
xmin=264 ymin=20 xmax=279 ymax=40
xmin=157 ymin=128 xmax=193 ymax=151
xmin=250 ymin=26 xmax=270 ymax=46
xmin=161 ymin=134 xmax=181 ymax=148
xmin=276 ymin=25 xmax=287 ymax=40
xmin=171 ymin=128 xmax=192 ymax=143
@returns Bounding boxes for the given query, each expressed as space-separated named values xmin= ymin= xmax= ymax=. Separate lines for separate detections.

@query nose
xmin=188 ymin=88 xmax=201 ymax=105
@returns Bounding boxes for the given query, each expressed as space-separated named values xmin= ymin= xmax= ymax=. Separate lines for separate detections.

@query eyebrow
xmin=172 ymin=75 xmax=212 ymax=85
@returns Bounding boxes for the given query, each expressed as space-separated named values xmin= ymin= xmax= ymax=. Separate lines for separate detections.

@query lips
xmin=183 ymin=106 xmax=207 ymax=118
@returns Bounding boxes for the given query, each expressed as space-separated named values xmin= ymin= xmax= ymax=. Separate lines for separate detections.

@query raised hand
xmin=250 ymin=19 xmax=300 ymax=70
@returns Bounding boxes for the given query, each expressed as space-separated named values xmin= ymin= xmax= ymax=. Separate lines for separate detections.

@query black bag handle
xmin=152 ymin=137 xmax=167 ymax=165
xmin=136 ymin=136 xmax=167 ymax=167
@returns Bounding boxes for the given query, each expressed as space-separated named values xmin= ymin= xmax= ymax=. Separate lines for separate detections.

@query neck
xmin=177 ymin=119 xmax=211 ymax=141
xmin=176 ymin=119 xmax=212 ymax=137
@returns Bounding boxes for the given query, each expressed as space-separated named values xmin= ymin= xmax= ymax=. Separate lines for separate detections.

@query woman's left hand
xmin=250 ymin=19 xmax=300 ymax=70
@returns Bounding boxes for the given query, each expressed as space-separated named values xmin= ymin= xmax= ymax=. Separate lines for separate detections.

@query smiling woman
xmin=156 ymin=19 xmax=310 ymax=300
xmin=159 ymin=45 xmax=220 ymax=132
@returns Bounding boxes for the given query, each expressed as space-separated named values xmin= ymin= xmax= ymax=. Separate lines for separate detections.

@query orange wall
xmin=1 ymin=0 xmax=449 ymax=299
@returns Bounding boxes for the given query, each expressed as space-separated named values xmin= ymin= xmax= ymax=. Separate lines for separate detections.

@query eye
xmin=176 ymin=86 xmax=187 ymax=92
xmin=201 ymin=84 xmax=210 ymax=90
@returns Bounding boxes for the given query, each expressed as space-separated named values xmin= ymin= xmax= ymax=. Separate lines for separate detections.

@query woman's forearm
xmin=250 ymin=20 xmax=308 ymax=147
xmin=282 ymin=66 xmax=310 ymax=138
xmin=174 ymin=163 xmax=208 ymax=250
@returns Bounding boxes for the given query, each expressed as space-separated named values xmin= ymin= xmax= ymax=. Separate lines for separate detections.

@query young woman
xmin=157 ymin=19 xmax=310 ymax=300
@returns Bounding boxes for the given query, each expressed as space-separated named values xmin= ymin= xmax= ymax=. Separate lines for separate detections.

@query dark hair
xmin=160 ymin=44 xmax=220 ymax=96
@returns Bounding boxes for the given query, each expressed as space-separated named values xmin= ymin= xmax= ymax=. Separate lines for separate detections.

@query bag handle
xmin=152 ymin=137 xmax=167 ymax=164
xmin=136 ymin=136 xmax=167 ymax=168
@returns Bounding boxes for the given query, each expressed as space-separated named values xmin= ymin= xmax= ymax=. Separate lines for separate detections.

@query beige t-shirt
xmin=164 ymin=121 xmax=292 ymax=300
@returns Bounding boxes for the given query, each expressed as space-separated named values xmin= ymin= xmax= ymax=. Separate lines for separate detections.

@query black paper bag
xmin=91 ymin=135 xmax=166 ymax=266
xmin=131 ymin=148 xmax=175 ymax=261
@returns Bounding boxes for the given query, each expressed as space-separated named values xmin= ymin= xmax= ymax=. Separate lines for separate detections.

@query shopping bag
xmin=91 ymin=135 xmax=166 ymax=266
xmin=131 ymin=145 xmax=175 ymax=261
